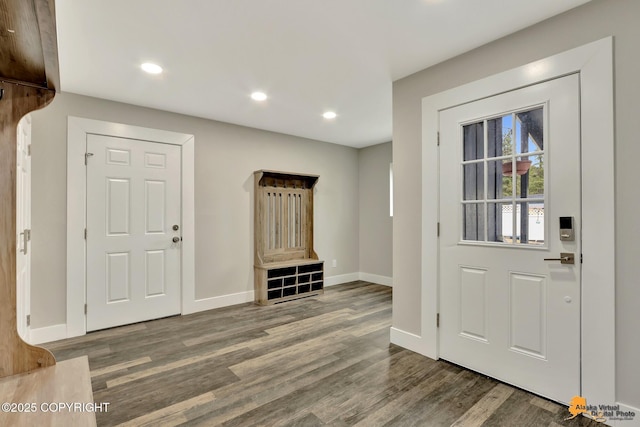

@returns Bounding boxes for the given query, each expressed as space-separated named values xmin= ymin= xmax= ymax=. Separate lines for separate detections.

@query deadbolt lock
xmin=172 ymin=225 xmax=180 ymax=231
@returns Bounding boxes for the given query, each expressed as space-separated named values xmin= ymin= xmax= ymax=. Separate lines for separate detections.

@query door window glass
xmin=461 ymin=107 xmax=545 ymax=246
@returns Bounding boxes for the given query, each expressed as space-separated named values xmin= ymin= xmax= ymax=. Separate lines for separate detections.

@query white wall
xmin=358 ymin=142 xmax=393 ymax=282
xmin=29 ymin=92 xmax=360 ymax=328
xmin=392 ymin=0 xmax=640 ymax=410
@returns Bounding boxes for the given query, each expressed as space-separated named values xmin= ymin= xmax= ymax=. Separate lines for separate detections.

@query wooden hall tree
xmin=254 ymin=170 xmax=324 ymax=305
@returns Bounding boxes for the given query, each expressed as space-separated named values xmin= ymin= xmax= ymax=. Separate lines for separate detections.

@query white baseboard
xmin=359 ymin=272 xmax=393 ymax=287
xmin=324 ymin=272 xmax=360 ymax=287
xmin=182 ymin=290 xmax=255 ymax=315
xmin=185 ymin=272 xmax=390 ymax=314
xmin=609 ymin=402 xmax=640 ymax=427
xmin=29 ymin=324 xmax=68 ymax=345
xmin=32 ymin=273 xmax=391 ymax=342
xmin=33 ymin=291 xmax=256 ymax=342
xmin=325 ymin=272 xmax=393 ymax=287
xmin=390 ymin=327 xmax=434 ymax=359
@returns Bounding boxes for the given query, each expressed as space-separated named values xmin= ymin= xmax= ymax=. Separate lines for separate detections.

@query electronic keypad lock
xmin=559 ymin=216 xmax=575 ymax=241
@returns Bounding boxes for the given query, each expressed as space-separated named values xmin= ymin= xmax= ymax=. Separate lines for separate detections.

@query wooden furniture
xmin=1 ymin=0 xmax=59 ymax=378
xmin=0 ymin=356 xmax=97 ymax=426
xmin=254 ymin=170 xmax=323 ymax=304
xmin=254 ymin=259 xmax=324 ymax=303
xmin=0 ymin=4 xmax=97 ymax=423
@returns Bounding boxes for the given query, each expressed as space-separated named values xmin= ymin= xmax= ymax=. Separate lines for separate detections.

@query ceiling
xmin=55 ymin=0 xmax=592 ymax=148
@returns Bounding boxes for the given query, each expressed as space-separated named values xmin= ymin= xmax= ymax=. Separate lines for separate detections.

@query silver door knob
xmin=172 ymin=237 xmax=180 ymax=243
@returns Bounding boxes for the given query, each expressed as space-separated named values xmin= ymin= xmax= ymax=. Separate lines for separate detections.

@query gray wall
xmin=358 ymin=142 xmax=393 ymax=280
xmin=392 ymin=0 xmax=640 ymax=409
xmin=30 ymin=92 xmax=360 ymax=328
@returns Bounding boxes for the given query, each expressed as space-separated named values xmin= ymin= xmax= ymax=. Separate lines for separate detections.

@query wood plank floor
xmin=46 ymin=282 xmax=601 ymax=427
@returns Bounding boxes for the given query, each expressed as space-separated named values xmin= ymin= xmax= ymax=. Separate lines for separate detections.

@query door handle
xmin=544 ymin=252 xmax=574 ymax=264
xmin=172 ymin=237 xmax=181 ymax=243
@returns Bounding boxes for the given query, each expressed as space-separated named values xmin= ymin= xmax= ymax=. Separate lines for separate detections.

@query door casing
xmin=407 ymin=38 xmax=615 ymax=406
xmin=66 ymin=117 xmax=195 ymax=338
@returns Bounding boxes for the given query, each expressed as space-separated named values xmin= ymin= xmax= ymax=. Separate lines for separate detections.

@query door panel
xmin=509 ymin=272 xmax=546 ymax=358
xmin=86 ymin=135 xmax=181 ymax=331
xmin=145 ymin=250 xmax=166 ymax=296
xmin=145 ymin=180 xmax=166 ymax=233
xmin=459 ymin=266 xmax=488 ymax=341
xmin=439 ymin=75 xmax=580 ymax=403
xmin=106 ymin=252 xmax=130 ymax=302
xmin=107 ymin=178 xmax=130 ymax=234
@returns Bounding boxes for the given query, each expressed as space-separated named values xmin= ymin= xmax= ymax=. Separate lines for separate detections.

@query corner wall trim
xmin=29 ymin=324 xmax=67 ymax=345
xmin=324 ymin=273 xmax=361 ymax=287
xmin=359 ymin=273 xmax=393 ymax=287
xmin=390 ymin=327 xmax=429 ymax=354
xmin=325 ymin=272 xmax=393 ymax=287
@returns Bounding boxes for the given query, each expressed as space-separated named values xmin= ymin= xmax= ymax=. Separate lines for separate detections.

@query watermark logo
xmin=565 ymin=396 xmax=636 ymax=423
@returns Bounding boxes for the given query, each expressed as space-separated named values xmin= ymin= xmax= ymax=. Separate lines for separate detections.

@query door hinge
xmin=25 ymin=229 xmax=31 ymax=241
xmin=84 ymin=304 xmax=87 ymax=315
xmin=84 ymin=152 xmax=94 ymax=165
xmin=84 ymin=228 xmax=87 ymax=239
xmin=28 ymin=144 xmax=31 ymax=156
xmin=436 ymin=313 xmax=440 ymax=328
xmin=26 ymin=314 xmax=31 ymax=327
xmin=437 ymin=131 xmax=440 ymax=146
xmin=437 ymin=222 xmax=440 ymax=237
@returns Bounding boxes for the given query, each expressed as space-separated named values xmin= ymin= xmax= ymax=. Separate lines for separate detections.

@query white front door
xmin=439 ymin=74 xmax=580 ymax=403
xmin=16 ymin=115 xmax=31 ymax=341
xmin=86 ymin=135 xmax=182 ymax=331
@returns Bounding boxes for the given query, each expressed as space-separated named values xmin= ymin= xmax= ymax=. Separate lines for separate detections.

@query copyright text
xmin=2 ymin=402 xmax=110 ymax=413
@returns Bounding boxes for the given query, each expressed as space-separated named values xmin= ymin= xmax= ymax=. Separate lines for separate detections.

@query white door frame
xmin=16 ymin=114 xmax=32 ymax=342
xmin=66 ymin=117 xmax=195 ymax=338
xmin=419 ymin=38 xmax=615 ymax=406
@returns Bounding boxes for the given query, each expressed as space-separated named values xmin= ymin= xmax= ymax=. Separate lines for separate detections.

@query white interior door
xmin=86 ymin=135 xmax=182 ymax=331
xmin=16 ymin=115 xmax=31 ymax=341
xmin=439 ymin=74 xmax=580 ymax=403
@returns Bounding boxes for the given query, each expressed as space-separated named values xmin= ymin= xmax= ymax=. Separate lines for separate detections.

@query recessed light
xmin=251 ymin=91 xmax=268 ymax=101
xmin=141 ymin=62 xmax=163 ymax=74
xmin=323 ymin=111 xmax=337 ymax=119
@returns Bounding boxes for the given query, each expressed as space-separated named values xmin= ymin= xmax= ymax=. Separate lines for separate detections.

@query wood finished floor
xmin=46 ymin=282 xmax=601 ymax=427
